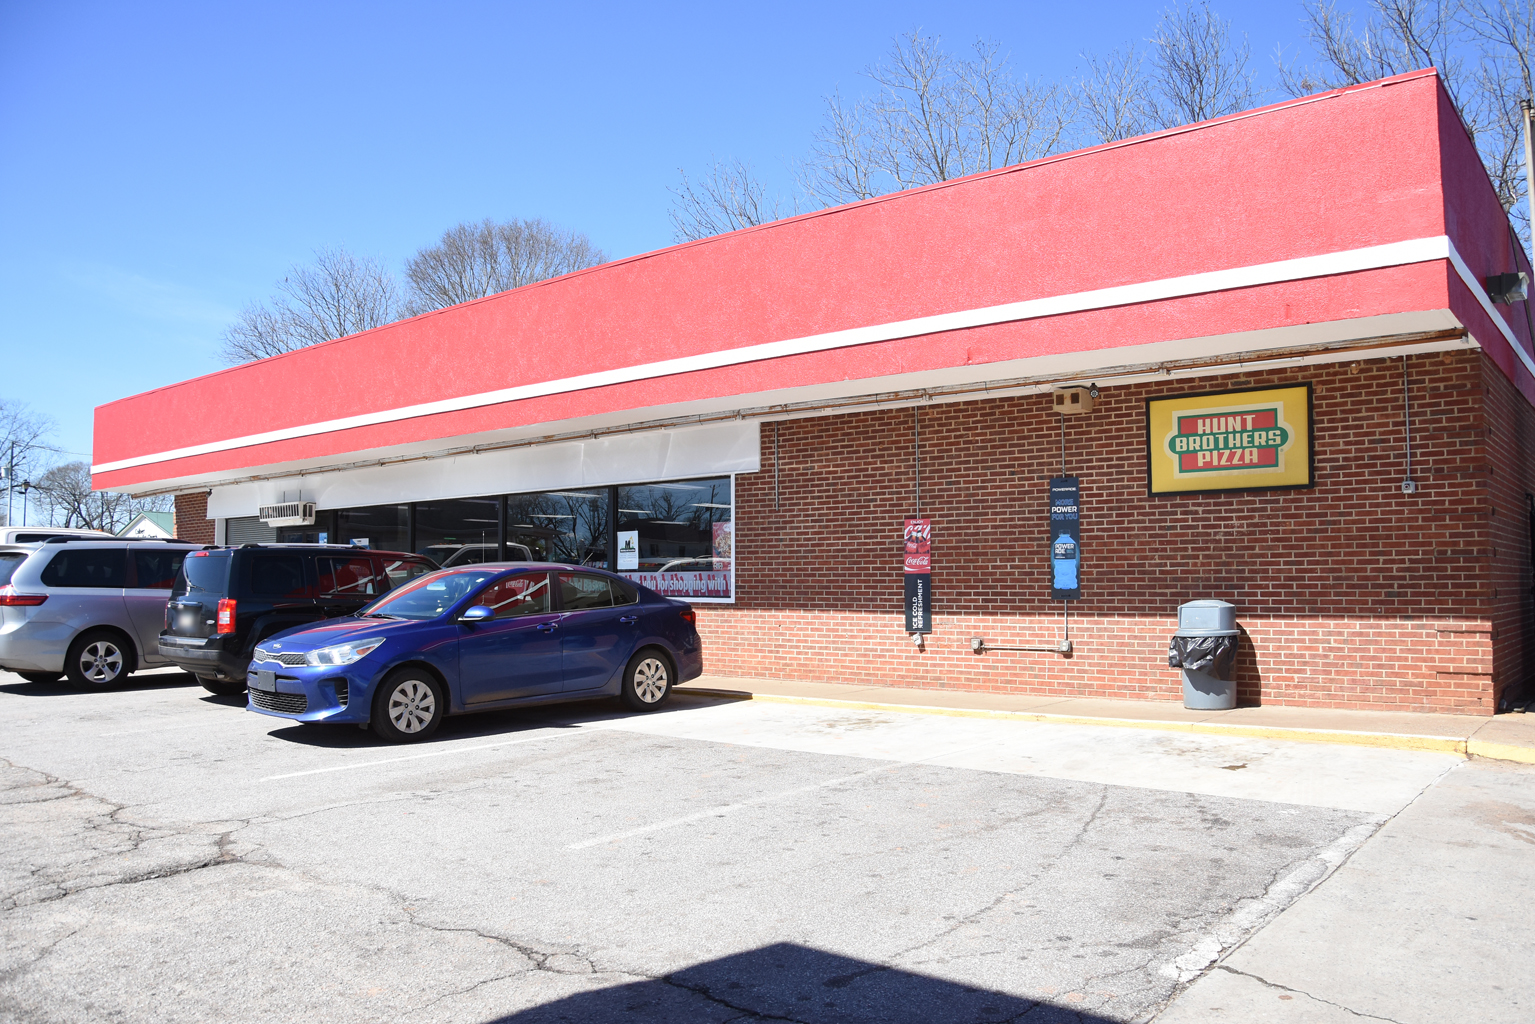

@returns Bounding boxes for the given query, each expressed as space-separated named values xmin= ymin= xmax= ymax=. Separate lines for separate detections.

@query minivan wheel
xmin=64 ymin=630 xmax=132 ymax=688
xmin=620 ymin=648 xmax=672 ymax=711
xmin=200 ymin=677 xmax=247 ymax=697
xmin=371 ymin=669 xmax=444 ymax=743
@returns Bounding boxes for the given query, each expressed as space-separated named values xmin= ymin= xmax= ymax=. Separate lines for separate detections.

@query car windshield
xmin=356 ymin=568 xmax=499 ymax=620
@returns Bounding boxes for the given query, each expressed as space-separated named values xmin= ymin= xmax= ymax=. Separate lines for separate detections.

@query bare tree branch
xmin=219 ymin=248 xmax=400 ymax=365
xmin=798 ymin=31 xmax=1074 ymax=207
xmin=1464 ymin=0 xmax=1535 ymax=238
xmin=668 ymin=159 xmax=800 ymax=242
xmin=1076 ymin=45 xmax=1158 ymax=143
xmin=30 ymin=462 xmax=171 ymax=532
xmin=0 ymin=399 xmax=55 ymax=526
xmin=404 ymin=218 xmax=605 ymax=312
xmin=1148 ymin=1 xmax=1260 ymax=127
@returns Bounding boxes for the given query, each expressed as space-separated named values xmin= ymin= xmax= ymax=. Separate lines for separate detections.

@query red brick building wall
xmin=1486 ymin=352 xmax=1535 ymax=709
xmin=172 ymin=491 xmax=214 ymax=545
xmin=697 ymin=348 xmax=1510 ymax=715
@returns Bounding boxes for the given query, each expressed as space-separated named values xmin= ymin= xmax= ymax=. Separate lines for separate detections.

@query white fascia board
xmin=94 ymin=236 xmax=1462 ymax=479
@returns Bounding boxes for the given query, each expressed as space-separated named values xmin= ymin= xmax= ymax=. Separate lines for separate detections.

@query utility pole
xmin=3 ymin=441 xmax=12 ymax=528
xmin=1524 ymin=99 xmax=1535 ymax=240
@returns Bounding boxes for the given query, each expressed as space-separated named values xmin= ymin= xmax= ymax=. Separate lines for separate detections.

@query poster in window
xmin=712 ymin=521 xmax=732 ymax=570
xmin=1146 ymin=384 xmax=1313 ymax=495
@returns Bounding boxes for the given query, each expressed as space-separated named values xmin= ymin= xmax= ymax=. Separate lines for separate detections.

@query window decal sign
xmin=1146 ymin=384 xmax=1313 ymax=495
xmin=1049 ymin=477 xmax=1081 ymax=601
xmin=904 ymin=518 xmax=932 ymax=634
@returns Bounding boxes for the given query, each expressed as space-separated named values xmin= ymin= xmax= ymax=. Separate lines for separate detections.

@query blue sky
xmin=0 ymin=1 xmax=1357 ymax=463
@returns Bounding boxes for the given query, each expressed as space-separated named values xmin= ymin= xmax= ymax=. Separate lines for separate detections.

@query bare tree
xmin=30 ymin=461 xmax=171 ymax=533
xmin=1148 ymin=2 xmax=1260 ymax=127
xmin=219 ymin=248 xmax=400 ymax=365
xmin=1282 ymin=0 xmax=1533 ymax=239
xmin=404 ymin=219 xmax=605 ymax=313
xmin=1280 ymin=0 xmax=1463 ymax=96
xmin=1464 ymin=0 xmax=1535 ymax=237
xmin=1076 ymin=46 xmax=1159 ymax=143
xmin=799 ymin=32 xmax=1073 ymax=206
xmin=668 ymin=159 xmax=800 ymax=242
xmin=1 ymin=399 xmax=55 ymax=527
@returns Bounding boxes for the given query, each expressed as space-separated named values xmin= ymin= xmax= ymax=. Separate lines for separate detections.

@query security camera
xmin=1087 ymin=383 xmax=1101 ymax=400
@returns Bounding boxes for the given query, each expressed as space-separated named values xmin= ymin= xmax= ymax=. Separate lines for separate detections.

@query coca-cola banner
xmin=904 ymin=518 xmax=932 ymax=633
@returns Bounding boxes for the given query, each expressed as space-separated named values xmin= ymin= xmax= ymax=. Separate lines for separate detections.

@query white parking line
xmin=566 ymin=759 xmax=912 ymax=850
xmin=261 ymin=727 xmax=603 ymax=781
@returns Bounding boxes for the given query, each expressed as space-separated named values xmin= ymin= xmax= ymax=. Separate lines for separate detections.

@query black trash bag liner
xmin=1169 ymin=634 xmax=1239 ymax=679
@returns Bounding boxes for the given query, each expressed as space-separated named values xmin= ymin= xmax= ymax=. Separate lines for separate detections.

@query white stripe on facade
xmin=93 ymin=235 xmax=1493 ymax=475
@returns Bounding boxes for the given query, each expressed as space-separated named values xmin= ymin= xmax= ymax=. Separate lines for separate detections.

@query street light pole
xmin=19 ymin=480 xmax=31 ymax=528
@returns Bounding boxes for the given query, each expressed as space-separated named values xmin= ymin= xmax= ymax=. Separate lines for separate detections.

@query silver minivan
xmin=0 ymin=538 xmax=201 ymax=686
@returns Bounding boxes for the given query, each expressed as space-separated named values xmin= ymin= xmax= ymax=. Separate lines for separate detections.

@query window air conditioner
xmin=258 ymin=502 xmax=317 ymax=527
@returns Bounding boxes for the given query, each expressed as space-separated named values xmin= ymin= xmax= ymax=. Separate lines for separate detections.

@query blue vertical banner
xmin=1049 ymin=477 xmax=1081 ymax=601
xmin=903 ymin=518 xmax=932 ymax=633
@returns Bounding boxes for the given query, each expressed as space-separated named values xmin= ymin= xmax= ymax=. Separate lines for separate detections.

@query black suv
xmin=158 ymin=544 xmax=437 ymax=695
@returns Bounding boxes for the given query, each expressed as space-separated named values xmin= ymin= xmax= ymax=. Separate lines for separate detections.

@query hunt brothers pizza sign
xmin=1146 ymin=384 xmax=1313 ymax=495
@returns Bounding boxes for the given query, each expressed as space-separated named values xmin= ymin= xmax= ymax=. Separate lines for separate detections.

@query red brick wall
xmin=697 ymin=348 xmax=1506 ymax=715
xmin=1485 ymin=351 xmax=1535 ymax=709
xmin=172 ymin=492 xmax=214 ymax=545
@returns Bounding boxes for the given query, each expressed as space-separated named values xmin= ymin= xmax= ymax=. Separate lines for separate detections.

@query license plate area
xmin=251 ymin=670 xmax=276 ymax=692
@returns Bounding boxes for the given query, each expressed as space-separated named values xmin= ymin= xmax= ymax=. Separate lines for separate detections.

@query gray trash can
xmin=1167 ymin=600 xmax=1240 ymax=710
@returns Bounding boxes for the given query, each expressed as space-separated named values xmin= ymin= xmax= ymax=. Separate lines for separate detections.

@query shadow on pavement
xmin=483 ymin=943 xmax=1109 ymax=1023
xmin=0 ymin=670 xmax=202 ymax=697
xmin=260 ymin=691 xmax=741 ymax=749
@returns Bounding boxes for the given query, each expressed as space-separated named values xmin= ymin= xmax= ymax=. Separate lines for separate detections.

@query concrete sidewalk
xmin=676 ymin=674 xmax=1535 ymax=763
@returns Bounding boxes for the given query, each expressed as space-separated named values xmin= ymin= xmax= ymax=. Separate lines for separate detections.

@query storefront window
xmin=334 ymin=505 xmax=408 ymax=553
xmin=415 ymin=497 xmax=501 ymax=566
xmin=616 ymin=476 xmax=732 ymax=600
xmin=317 ymin=475 xmax=733 ymax=601
xmin=506 ymin=491 xmax=609 ymax=566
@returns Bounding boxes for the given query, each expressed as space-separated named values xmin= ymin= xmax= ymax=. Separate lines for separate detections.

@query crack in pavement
xmin=397 ymin=907 xmax=818 ymax=1023
xmin=0 ymin=757 xmax=264 ymax=911
xmin=0 ymin=926 xmax=80 ymax=986
xmin=1213 ymin=965 xmax=1407 ymax=1023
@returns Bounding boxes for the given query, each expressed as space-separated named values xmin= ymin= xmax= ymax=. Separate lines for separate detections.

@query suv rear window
xmin=40 ymin=548 xmax=127 ymax=588
xmin=175 ymin=552 xmax=231 ymax=595
xmin=0 ymin=552 xmax=26 ymax=587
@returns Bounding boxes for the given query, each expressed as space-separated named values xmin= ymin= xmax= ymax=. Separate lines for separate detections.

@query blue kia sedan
xmin=244 ymin=564 xmax=702 ymax=742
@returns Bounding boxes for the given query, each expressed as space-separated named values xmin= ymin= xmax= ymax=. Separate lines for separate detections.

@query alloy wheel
xmin=387 ymin=679 xmax=436 ymax=734
xmin=632 ymin=657 xmax=669 ymax=703
xmin=79 ymin=641 xmax=124 ymax=684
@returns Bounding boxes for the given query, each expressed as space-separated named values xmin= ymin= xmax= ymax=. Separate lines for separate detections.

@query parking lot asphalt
xmin=0 ymin=668 xmax=1512 ymax=1023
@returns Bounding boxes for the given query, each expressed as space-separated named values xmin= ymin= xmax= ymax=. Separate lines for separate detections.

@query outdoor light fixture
xmin=1485 ymin=271 xmax=1529 ymax=304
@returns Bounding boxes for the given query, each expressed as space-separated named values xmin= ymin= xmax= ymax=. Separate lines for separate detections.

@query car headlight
xmin=304 ymin=637 xmax=385 ymax=666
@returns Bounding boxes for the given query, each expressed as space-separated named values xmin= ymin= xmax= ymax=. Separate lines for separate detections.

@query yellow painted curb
xmin=1468 ymin=740 xmax=1535 ymax=765
xmin=677 ymin=688 xmax=1477 ymax=757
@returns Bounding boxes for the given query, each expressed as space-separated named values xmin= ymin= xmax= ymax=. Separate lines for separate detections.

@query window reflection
xmin=506 ymin=491 xmax=608 ymax=566
xmin=416 ymin=497 xmax=501 ymax=566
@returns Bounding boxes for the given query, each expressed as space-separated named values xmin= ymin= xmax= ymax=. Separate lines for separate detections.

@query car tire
xmin=620 ymin=648 xmax=672 ymax=712
xmin=200 ymin=677 xmax=247 ymax=696
xmin=16 ymin=671 xmax=61 ymax=684
xmin=64 ymin=630 xmax=134 ymax=688
xmin=371 ymin=669 xmax=444 ymax=743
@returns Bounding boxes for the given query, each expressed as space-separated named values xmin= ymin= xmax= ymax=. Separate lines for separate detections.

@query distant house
xmin=117 ymin=511 xmax=174 ymax=539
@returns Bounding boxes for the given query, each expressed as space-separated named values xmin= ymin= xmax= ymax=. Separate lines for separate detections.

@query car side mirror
xmin=459 ymin=605 xmax=494 ymax=623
